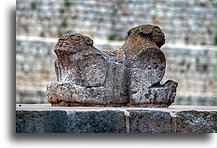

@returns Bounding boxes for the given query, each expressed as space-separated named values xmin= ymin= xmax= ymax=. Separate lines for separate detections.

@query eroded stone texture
xmin=46 ymin=24 xmax=178 ymax=107
xmin=171 ymin=111 xmax=216 ymax=133
xmin=119 ymin=25 xmax=177 ymax=106
xmin=16 ymin=105 xmax=216 ymax=133
xmin=129 ymin=110 xmax=172 ymax=133
xmin=66 ymin=111 xmax=126 ymax=133
xmin=16 ymin=111 xmax=68 ymax=133
xmin=47 ymin=33 xmax=127 ymax=106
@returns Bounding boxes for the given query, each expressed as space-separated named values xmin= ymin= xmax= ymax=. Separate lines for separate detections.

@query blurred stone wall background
xmin=16 ymin=0 xmax=216 ymax=105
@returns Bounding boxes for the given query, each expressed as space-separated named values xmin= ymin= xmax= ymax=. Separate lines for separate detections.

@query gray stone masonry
xmin=16 ymin=0 xmax=216 ymax=45
xmin=16 ymin=104 xmax=216 ymax=133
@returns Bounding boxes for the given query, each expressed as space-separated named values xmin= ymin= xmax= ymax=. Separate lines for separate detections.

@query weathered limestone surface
xmin=46 ymin=25 xmax=178 ymax=107
xmin=66 ymin=111 xmax=126 ymax=133
xmin=16 ymin=104 xmax=216 ymax=133
xmin=129 ymin=111 xmax=172 ymax=133
xmin=16 ymin=111 xmax=68 ymax=133
xmin=171 ymin=111 xmax=216 ymax=133
xmin=46 ymin=33 xmax=128 ymax=106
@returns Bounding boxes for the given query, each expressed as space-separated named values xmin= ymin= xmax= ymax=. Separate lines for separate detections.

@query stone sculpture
xmin=46 ymin=24 xmax=178 ymax=107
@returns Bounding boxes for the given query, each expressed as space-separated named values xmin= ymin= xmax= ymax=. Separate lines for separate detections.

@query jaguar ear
xmin=128 ymin=28 xmax=140 ymax=37
xmin=85 ymin=36 xmax=93 ymax=45
xmin=127 ymin=30 xmax=132 ymax=37
xmin=153 ymin=26 xmax=162 ymax=33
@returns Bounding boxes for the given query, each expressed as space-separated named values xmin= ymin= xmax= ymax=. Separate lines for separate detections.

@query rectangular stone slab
xmin=16 ymin=104 xmax=216 ymax=133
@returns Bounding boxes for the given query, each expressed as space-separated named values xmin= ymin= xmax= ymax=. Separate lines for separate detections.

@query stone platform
xmin=16 ymin=104 xmax=216 ymax=133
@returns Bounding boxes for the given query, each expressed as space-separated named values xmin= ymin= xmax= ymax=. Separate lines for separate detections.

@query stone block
xmin=129 ymin=110 xmax=172 ymax=133
xmin=16 ymin=104 xmax=216 ymax=133
xmin=66 ymin=110 xmax=126 ymax=133
xmin=171 ymin=111 xmax=216 ymax=133
xmin=16 ymin=111 xmax=68 ymax=133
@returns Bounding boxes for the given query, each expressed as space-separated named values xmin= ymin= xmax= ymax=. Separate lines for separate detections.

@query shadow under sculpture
xmin=46 ymin=24 xmax=178 ymax=107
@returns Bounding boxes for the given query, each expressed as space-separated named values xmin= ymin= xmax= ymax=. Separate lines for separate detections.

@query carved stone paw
xmin=129 ymin=80 xmax=178 ymax=107
xmin=46 ymin=82 xmax=72 ymax=106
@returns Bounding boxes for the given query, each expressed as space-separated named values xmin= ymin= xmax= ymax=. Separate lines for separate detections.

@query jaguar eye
xmin=86 ymin=38 xmax=93 ymax=45
xmin=139 ymin=30 xmax=153 ymax=37
xmin=70 ymin=35 xmax=82 ymax=41
xmin=153 ymin=26 xmax=161 ymax=33
xmin=139 ymin=32 xmax=147 ymax=37
xmin=58 ymin=39 xmax=65 ymax=42
xmin=62 ymin=42 xmax=69 ymax=47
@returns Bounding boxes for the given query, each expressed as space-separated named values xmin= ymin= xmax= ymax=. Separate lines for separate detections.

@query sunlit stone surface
xmin=46 ymin=25 xmax=178 ymax=107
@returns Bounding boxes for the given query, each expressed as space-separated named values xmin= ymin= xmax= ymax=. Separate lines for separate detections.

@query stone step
xmin=16 ymin=104 xmax=216 ymax=133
